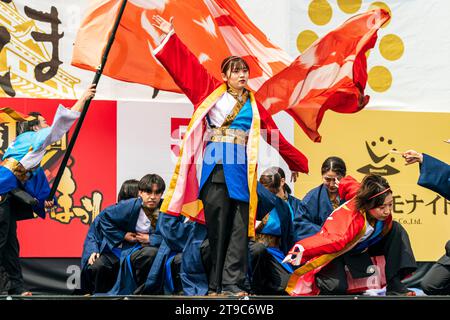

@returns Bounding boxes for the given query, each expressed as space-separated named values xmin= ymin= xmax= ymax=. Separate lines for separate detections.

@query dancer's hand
xmin=81 ymin=84 xmax=96 ymax=102
xmin=124 ymin=232 xmax=137 ymax=243
xmin=291 ymin=171 xmax=299 ymax=183
xmin=282 ymin=244 xmax=304 ymax=266
xmin=152 ymin=15 xmax=174 ymax=35
xmin=334 ymin=177 xmax=340 ymax=188
xmin=136 ymin=232 xmax=149 ymax=244
xmin=402 ymin=150 xmax=423 ymax=165
xmin=44 ymin=200 xmax=55 ymax=208
xmin=88 ymin=252 xmax=100 ymax=265
xmin=72 ymin=84 xmax=96 ymax=112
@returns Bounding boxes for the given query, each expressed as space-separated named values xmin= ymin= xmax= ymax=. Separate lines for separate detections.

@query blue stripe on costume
xmin=199 ymin=99 xmax=252 ymax=202
xmin=0 ymin=166 xmax=19 ymax=194
xmin=228 ymin=99 xmax=252 ymax=131
xmin=23 ymin=167 xmax=52 ymax=218
xmin=351 ymin=220 xmax=384 ymax=252
xmin=266 ymin=247 xmax=294 ymax=273
xmin=260 ymin=207 xmax=282 ymax=236
xmin=164 ymin=253 xmax=177 ymax=294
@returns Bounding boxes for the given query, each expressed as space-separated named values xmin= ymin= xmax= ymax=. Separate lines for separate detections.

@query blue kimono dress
xmin=293 ymin=184 xmax=343 ymax=241
xmin=418 ymin=154 xmax=449 ymax=199
xmin=89 ymin=198 xmax=163 ymax=295
xmin=0 ymin=128 xmax=53 ymax=218
xmin=419 ymin=154 xmax=450 ymax=294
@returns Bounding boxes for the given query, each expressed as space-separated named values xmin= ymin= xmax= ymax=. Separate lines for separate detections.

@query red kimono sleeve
xmin=257 ymin=103 xmax=309 ymax=173
xmin=154 ymin=32 xmax=222 ymax=110
xmin=296 ymin=200 xmax=364 ymax=263
xmin=338 ymin=175 xmax=361 ymax=201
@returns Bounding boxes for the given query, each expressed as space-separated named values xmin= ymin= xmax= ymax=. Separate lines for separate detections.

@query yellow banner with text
xmin=294 ymin=109 xmax=450 ymax=261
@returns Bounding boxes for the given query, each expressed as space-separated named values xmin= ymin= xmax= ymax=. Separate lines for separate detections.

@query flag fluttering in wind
xmin=72 ymin=1 xmax=389 ymax=142
xmin=256 ymin=9 xmax=390 ymax=142
xmin=72 ymin=0 xmax=291 ymax=93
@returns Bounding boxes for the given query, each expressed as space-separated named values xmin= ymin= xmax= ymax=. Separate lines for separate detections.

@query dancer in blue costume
xmin=156 ymin=170 xmax=298 ymax=296
xmin=144 ymin=213 xmax=206 ymax=295
xmin=293 ymin=157 xmax=347 ymax=241
xmin=0 ymin=85 xmax=95 ymax=296
xmin=401 ymin=149 xmax=450 ymax=295
xmin=248 ymin=167 xmax=298 ymax=294
xmin=81 ymin=174 xmax=165 ymax=295
xmin=402 ymin=150 xmax=449 ymax=199
xmin=80 ymin=179 xmax=139 ymax=294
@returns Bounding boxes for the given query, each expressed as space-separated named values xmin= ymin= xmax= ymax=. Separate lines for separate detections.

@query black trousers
xmin=249 ymin=241 xmax=290 ymax=295
xmin=85 ymin=251 xmax=120 ymax=294
xmin=421 ymin=243 xmax=450 ymax=295
xmin=0 ymin=194 xmax=25 ymax=294
xmin=316 ymin=221 xmax=417 ymax=295
xmin=130 ymin=245 xmax=159 ymax=294
xmin=199 ymin=165 xmax=249 ymax=293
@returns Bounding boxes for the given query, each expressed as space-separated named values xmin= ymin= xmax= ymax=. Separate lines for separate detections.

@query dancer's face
xmin=322 ymin=170 xmax=342 ymax=194
xmin=139 ymin=184 xmax=162 ymax=210
xmin=222 ymin=66 xmax=249 ymax=92
xmin=33 ymin=115 xmax=49 ymax=131
xmin=368 ymin=193 xmax=393 ymax=221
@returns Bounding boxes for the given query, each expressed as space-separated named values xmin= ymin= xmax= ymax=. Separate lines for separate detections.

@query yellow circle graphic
xmin=379 ymin=34 xmax=404 ymax=61
xmin=368 ymin=1 xmax=391 ymax=28
xmin=337 ymin=0 xmax=362 ymax=14
xmin=368 ymin=66 xmax=392 ymax=92
xmin=309 ymin=0 xmax=332 ymax=26
xmin=297 ymin=30 xmax=319 ymax=53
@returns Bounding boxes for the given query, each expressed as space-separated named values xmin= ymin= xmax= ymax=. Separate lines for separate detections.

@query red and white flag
xmin=72 ymin=0 xmax=291 ymax=93
xmin=73 ymin=1 xmax=389 ymax=141
xmin=256 ymin=9 xmax=390 ymax=142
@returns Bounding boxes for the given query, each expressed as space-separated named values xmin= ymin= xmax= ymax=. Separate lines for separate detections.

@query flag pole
xmin=47 ymin=0 xmax=128 ymax=200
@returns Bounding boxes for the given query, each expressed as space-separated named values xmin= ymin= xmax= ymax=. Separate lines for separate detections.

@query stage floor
xmin=2 ymin=294 xmax=450 ymax=300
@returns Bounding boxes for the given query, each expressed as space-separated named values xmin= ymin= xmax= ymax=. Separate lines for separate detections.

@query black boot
xmin=386 ymin=276 xmax=415 ymax=296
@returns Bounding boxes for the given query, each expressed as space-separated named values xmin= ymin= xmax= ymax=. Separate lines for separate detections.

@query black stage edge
xmin=1 ymin=295 xmax=450 ymax=320
xmin=3 ymin=258 xmax=443 ymax=319
xmin=19 ymin=258 xmax=434 ymax=294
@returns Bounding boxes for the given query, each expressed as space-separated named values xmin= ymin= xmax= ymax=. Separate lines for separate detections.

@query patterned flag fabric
xmin=71 ymin=0 xmax=291 ymax=93
xmin=256 ymin=9 xmax=390 ymax=142
xmin=72 ymin=2 xmax=389 ymax=142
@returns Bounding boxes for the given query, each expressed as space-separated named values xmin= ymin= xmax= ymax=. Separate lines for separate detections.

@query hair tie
xmin=368 ymin=187 xmax=391 ymax=200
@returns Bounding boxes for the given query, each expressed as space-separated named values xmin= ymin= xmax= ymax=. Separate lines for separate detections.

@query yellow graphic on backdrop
xmin=294 ymin=109 xmax=450 ymax=261
xmin=297 ymin=0 xmax=403 ymax=93
xmin=357 ymin=136 xmax=400 ymax=176
xmin=337 ymin=0 xmax=362 ymax=14
xmin=0 ymin=1 xmax=80 ymax=98
xmin=309 ymin=0 xmax=333 ymax=25
xmin=0 ymin=115 xmax=103 ymax=226
xmin=368 ymin=65 xmax=392 ymax=93
xmin=49 ymin=164 xmax=103 ymax=225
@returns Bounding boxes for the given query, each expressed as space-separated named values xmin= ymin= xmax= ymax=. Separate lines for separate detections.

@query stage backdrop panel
xmin=294 ymin=109 xmax=450 ymax=261
xmin=0 ymin=0 xmax=448 ymax=262
xmin=0 ymin=97 xmax=117 ymax=257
